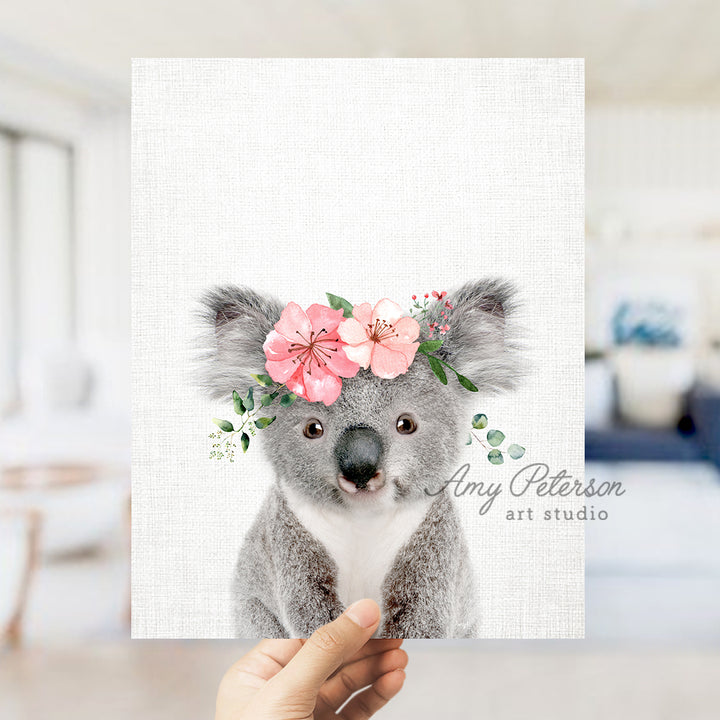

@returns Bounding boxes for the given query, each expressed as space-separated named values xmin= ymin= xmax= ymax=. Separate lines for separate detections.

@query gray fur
xmin=233 ymin=485 xmax=476 ymax=638
xmin=233 ymin=485 xmax=345 ymax=637
xmin=381 ymin=493 xmax=478 ymax=638
xmin=197 ymin=285 xmax=283 ymax=400
xmin=431 ymin=278 xmax=523 ymax=397
xmin=199 ymin=279 xmax=521 ymax=638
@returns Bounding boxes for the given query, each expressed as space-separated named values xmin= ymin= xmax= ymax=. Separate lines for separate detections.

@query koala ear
xmin=433 ymin=279 xmax=522 ymax=394
xmin=199 ymin=285 xmax=283 ymax=399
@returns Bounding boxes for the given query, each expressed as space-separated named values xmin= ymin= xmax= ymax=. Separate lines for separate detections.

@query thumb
xmin=267 ymin=599 xmax=381 ymax=701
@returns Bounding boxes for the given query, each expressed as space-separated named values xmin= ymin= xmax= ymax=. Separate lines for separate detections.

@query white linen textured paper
xmin=132 ymin=58 xmax=585 ymax=639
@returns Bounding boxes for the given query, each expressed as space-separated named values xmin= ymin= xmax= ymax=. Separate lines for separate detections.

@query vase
xmin=613 ymin=346 xmax=695 ymax=428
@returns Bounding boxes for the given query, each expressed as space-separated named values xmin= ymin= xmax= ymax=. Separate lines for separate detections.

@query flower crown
xmin=262 ymin=290 xmax=477 ymax=406
xmin=209 ymin=290 xmax=526 ymax=464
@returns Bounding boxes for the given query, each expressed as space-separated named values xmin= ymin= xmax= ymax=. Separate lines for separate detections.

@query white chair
xmin=0 ymin=509 xmax=41 ymax=647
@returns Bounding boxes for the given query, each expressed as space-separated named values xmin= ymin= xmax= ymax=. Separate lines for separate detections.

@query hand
xmin=215 ymin=599 xmax=407 ymax=719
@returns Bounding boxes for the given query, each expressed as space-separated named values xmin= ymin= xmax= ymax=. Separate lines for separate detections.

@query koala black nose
xmin=334 ymin=425 xmax=384 ymax=488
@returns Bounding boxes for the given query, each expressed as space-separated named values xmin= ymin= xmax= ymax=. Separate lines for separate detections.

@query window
xmin=0 ymin=128 xmax=75 ymax=416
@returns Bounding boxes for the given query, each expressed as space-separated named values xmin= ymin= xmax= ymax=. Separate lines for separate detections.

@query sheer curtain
xmin=0 ymin=132 xmax=16 ymax=416
xmin=0 ymin=130 xmax=74 ymax=417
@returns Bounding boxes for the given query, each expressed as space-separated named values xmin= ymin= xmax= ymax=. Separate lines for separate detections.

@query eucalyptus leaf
xmin=465 ymin=433 xmax=473 ymax=446
xmin=487 ymin=429 xmax=505 ymax=447
xmin=427 ymin=355 xmax=448 ymax=385
xmin=325 ymin=292 xmax=354 ymax=319
xmin=250 ymin=373 xmax=274 ymax=387
xmin=212 ymin=418 xmax=234 ymax=433
xmin=232 ymin=390 xmax=245 ymax=415
xmin=418 ymin=339 xmax=444 ymax=353
xmin=472 ymin=413 xmax=488 ymax=429
xmin=488 ymin=449 xmax=504 ymax=465
xmin=508 ymin=444 xmax=525 ymax=460
xmin=456 ymin=373 xmax=479 ymax=392
xmin=244 ymin=386 xmax=254 ymax=411
xmin=240 ymin=432 xmax=250 ymax=453
xmin=260 ymin=393 xmax=275 ymax=407
xmin=279 ymin=393 xmax=297 ymax=407
xmin=255 ymin=416 xmax=276 ymax=429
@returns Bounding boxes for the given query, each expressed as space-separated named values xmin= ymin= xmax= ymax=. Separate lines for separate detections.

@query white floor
xmin=2 ymin=642 xmax=720 ymax=719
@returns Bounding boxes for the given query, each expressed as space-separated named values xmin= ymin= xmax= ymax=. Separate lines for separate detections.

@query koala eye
xmin=303 ymin=419 xmax=324 ymax=439
xmin=396 ymin=414 xmax=417 ymax=435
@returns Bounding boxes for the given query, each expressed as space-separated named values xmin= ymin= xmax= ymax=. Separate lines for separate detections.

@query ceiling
xmin=0 ymin=0 xmax=719 ymax=103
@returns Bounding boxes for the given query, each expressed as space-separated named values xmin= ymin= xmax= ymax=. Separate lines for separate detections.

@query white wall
xmin=586 ymin=105 xmax=720 ymax=359
xmin=587 ymin=104 xmax=720 ymax=236
xmin=74 ymin=110 xmax=131 ymax=411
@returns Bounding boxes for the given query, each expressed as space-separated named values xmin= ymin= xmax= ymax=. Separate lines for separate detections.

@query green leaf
xmin=508 ymin=444 xmax=525 ymax=460
xmin=240 ymin=432 xmax=250 ymax=453
xmin=488 ymin=449 xmax=504 ymax=465
xmin=260 ymin=393 xmax=275 ymax=407
xmin=427 ymin=355 xmax=448 ymax=384
xmin=244 ymin=387 xmax=254 ymax=411
xmin=456 ymin=373 xmax=478 ymax=392
xmin=255 ymin=416 xmax=276 ymax=429
xmin=232 ymin=390 xmax=245 ymax=415
xmin=465 ymin=433 xmax=473 ymax=445
xmin=418 ymin=339 xmax=444 ymax=353
xmin=326 ymin=292 xmax=354 ymax=319
xmin=250 ymin=373 xmax=274 ymax=387
xmin=212 ymin=418 xmax=234 ymax=433
xmin=279 ymin=393 xmax=297 ymax=407
xmin=487 ymin=429 xmax=505 ymax=447
xmin=472 ymin=413 xmax=488 ymax=429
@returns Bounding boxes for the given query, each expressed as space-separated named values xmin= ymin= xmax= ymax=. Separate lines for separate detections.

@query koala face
xmin=200 ymin=280 xmax=521 ymax=512
xmin=260 ymin=361 xmax=463 ymax=509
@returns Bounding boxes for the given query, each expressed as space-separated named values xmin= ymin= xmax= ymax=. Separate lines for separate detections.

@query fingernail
xmin=345 ymin=599 xmax=380 ymax=628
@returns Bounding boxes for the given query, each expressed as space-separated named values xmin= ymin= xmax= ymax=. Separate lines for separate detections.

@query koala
xmin=200 ymin=279 xmax=521 ymax=638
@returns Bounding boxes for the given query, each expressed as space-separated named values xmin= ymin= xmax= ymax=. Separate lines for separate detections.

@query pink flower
xmin=263 ymin=303 xmax=359 ymax=405
xmin=432 ymin=290 xmax=447 ymax=300
xmin=338 ymin=299 xmax=420 ymax=379
xmin=439 ymin=324 xmax=450 ymax=335
xmin=444 ymin=300 xmax=453 ymax=310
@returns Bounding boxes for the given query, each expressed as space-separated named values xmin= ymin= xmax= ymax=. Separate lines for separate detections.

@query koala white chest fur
xmin=282 ymin=482 xmax=431 ymax=609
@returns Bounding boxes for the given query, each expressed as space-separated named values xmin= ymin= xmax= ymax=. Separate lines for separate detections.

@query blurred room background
xmin=1 ymin=1 xmax=719 ymax=718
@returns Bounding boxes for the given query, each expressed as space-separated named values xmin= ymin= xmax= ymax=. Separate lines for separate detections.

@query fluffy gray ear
xmin=199 ymin=285 xmax=283 ymax=399
xmin=432 ymin=279 xmax=522 ymax=394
